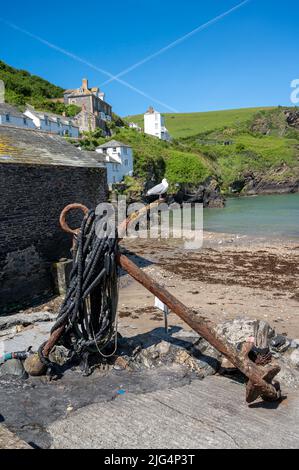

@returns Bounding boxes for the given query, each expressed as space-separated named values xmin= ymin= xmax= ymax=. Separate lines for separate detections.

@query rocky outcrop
xmin=285 ymin=109 xmax=299 ymax=129
xmin=230 ymin=171 xmax=299 ymax=196
xmin=172 ymin=178 xmax=225 ymax=208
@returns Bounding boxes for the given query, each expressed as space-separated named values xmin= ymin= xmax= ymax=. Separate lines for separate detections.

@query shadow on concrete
xmin=249 ymin=395 xmax=287 ymax=410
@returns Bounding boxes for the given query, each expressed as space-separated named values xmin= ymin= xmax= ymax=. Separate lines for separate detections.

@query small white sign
xmin=155 ymin=297 xmax=169 ymax=314
xmin=154 ymin=297 xmax=170 ymax=333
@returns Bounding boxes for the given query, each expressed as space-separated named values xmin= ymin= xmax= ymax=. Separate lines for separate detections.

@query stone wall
xmin=0 ymin=163 xmax=107 ymax=313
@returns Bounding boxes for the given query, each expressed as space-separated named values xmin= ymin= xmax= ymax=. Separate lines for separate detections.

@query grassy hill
xmin=0 ymin=60 xmax=80 ymax=117
xmin=119 ymin=107 xmax=299 ymax=194
xmin=126 ymin=107 xmax=275 ymax=139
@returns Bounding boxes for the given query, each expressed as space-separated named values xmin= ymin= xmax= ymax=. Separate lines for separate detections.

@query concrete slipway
xmin=48 ymin=376 xmax=299 ymax=449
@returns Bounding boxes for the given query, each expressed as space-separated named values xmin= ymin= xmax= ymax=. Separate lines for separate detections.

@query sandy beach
xmin=116 ymin=231 xmax=299 ymax=338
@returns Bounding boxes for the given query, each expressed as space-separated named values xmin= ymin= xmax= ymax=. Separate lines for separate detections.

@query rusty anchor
xmin=27 ymin=203 xmax=282 ymax=404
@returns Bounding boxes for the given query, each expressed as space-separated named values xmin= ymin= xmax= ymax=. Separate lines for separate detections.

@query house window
xmin=123 ymin=147 xmax=128 ymax=155
xmin=23 ymin=117 xmax=27 ymax=126
xmin=125 ymin=159 xmax=128 ymax=166
xmin=5 ymin=114 xmax=10 ymax=122
xmin=113 ymin=148 xmax=117 ymax=152
xmin=45 ymin=117 xmax=49 ymax=126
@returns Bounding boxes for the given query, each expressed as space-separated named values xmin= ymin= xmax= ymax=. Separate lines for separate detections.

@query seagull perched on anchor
xmin=146 ymin=178 xmax=169 ymax=200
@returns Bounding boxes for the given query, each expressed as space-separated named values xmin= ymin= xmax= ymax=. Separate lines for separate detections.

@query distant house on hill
xmin=95 ymin=139 xmax=133 ymax=187
xmin=0 ymin=103 xmax=35 ymax=130
xmin=24 ymin=105 xmax=79 ymax=137
xmin=64 ymin=78 xmax=112 ymax=133
xmin=144 ymin=106 xmax=171 ymax=141
xmin=128 ymin=122 xmax=142 ymax=132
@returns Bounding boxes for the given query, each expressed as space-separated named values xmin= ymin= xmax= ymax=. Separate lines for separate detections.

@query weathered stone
xmin=290 ymin=339 xmax=299 ymax=349
xmin=0 ymin=359 xmax=28 ymax=379
xmin=154 ymin=341 xmax=171 ymax=356
xmin=277 ymin=356 xmax=299 ymax=388
xmin=271 ymin=335 xmax=291 ymax=353
xmin=254 ymin=320 xmax=275 ymax=348
xmin=215 ymin=318 xmax=275 ymax=349
xmin=52 ymin=259 xmax=73 ymax=295
xmin=289 ymin=350 xmax=299 ymax=368
xmin=0 ymin=311 xmax=57 ymax=331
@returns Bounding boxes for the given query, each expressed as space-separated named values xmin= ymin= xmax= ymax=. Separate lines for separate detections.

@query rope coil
xmin=39 ymin=210 xmax=119 ymax=366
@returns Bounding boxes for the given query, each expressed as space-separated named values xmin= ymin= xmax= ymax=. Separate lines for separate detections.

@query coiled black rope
xmin=39 ymin=209 xmax=119 ymax=366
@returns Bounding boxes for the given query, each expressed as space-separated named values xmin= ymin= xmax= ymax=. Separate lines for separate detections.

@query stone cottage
xmin=0 ymin=126 xmax=107 ymax=313
xmin=64 ymin=78 xmax=112 ymax=133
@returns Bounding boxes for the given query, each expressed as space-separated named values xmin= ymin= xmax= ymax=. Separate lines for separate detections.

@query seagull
xmin=146 ymin=178 xmax=169 ymax=200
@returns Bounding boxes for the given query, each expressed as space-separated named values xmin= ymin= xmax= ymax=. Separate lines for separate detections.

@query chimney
xmin=82 ymin=78 xmax=88 ymax=90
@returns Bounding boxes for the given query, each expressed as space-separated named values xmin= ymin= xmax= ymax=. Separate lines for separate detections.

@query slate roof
xmin=97 ymin=140 xmax=131 ymax=149
xmin=0 ymin=103 xmax=26 ymax=118
xmin=25 ymin=105 xmax=78 ymax=127
xmin=86 ymin=150 xmax=121 ymax=165
xmin=0 ymin=126 xmax=102 ymax=167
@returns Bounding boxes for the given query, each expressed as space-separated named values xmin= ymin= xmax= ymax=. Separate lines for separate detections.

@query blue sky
xmin=0 ymin=0 xmax=298 ymax=116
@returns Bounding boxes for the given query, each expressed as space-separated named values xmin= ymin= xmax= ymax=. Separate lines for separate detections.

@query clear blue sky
xmin=0 ymin=0 xmax=298 ymax=116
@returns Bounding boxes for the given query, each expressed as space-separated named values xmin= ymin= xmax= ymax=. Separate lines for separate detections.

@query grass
xmin=126 ymin=107 xmax=275 ymax=138
xmin=84 ymin=106 xmax=299 ymax=195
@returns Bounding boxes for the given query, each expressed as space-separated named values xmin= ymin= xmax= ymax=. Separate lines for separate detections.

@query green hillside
xmin=71 ymin=127 xmax=213 ymax=193
xmin=0 ymin=60 xmax=80 ymax=117
xmin=117 ymin=106 xmax=299 ymax=194
xmin=127 ymin=107 xmax=276 ymax=139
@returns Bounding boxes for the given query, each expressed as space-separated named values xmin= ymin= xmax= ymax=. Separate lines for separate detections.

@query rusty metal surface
xmin=59 ymin=203 xmax=90 ymax=236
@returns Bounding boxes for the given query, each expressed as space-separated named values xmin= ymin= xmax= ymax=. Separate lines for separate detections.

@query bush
xmin=166 ymin=152 xmax=209 ymax=184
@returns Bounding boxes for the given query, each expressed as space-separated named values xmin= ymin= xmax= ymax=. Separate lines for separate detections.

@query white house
xmin=95 ymin=140 xmax=133 ymax=188
xmin=0 ymin=103 xmax=35 ymax=130
xmin=24 ymin=106 xmax=79 ymax=138
xmin=144 ymin=106 xmax=171 ymax=141
xmin=128 ymin=122 xmax=142 ymax=132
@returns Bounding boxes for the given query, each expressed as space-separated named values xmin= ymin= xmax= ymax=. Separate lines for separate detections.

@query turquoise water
xmin=203 ymin=193 xmax=299 ymax=239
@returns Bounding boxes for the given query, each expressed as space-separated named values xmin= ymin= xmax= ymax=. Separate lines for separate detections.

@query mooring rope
xmin=38 ymin=209 xmax=119 ymax=366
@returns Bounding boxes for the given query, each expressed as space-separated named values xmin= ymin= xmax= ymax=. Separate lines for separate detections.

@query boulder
xmin=0 ymin=359 xmax=28 ymax=379
xmin=215 ymin=318 xmax=275 ymax=349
